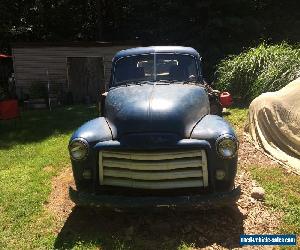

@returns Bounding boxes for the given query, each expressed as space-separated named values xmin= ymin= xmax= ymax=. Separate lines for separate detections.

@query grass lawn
xmin=0 ymin=105 xmax=299 ymax=249
xmin=0 ymin=106 xmax=98 ymax=249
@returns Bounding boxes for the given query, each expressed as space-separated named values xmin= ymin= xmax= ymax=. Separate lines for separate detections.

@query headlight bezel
xmin=216 ymin=135 xmax=238 ymax=159
xmin=68 ymin=138 xmax=89 ymax=161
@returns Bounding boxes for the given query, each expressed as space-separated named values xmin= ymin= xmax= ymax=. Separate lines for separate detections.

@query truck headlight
xmin=216 ymin=135 xmax=238 ymax=159
xmin=69 ymin=138 xmax=89 ymax=160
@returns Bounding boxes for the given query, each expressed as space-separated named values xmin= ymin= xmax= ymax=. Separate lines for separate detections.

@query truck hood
xmin=105 ymin=83 xmax=209 ymax=138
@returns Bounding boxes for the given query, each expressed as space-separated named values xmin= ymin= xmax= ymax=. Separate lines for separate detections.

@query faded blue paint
xmin=105 ymin=84 xmax=209 ymax=139
xmin=70 ymin=117 xmax=112 ymax=144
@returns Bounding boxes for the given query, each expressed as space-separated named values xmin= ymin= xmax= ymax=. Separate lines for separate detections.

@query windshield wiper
xmin=155 ymin=79 xmax=178 ymax=84
xmin=113 ymin=80 xmax=153 ymax=87
xmin=155 ymin=79 xmax=199 ymax=85
xmin=182 ymin=80 xmax=199 ymax=84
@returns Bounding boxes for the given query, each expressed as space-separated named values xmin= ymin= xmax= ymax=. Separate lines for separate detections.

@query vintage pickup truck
xmin=68 ymin=46 xmax=240 ymax=208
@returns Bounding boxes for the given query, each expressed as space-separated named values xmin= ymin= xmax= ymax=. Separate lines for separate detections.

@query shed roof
xmin=11 ymin=41 xmax=139 ymax=48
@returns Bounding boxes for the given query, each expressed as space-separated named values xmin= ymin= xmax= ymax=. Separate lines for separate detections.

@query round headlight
xmin=216 ymin=136 xmax=238 ymax=159
xmin=69 ymin=139 xmax=89 ymax=161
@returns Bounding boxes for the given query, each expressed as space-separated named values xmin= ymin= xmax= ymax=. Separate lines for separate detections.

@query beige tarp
xmin=245 ymin=78 xmax=300 ymax=174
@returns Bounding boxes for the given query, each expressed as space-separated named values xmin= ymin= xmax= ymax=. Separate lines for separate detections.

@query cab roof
xmin=113 ymin=46 xmax=201 ymax=61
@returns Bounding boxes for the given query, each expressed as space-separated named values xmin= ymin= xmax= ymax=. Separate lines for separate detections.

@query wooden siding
xmin=12 ymin=45 xmax=132 ymax=95
xmin=67 ymin=57 xmax=104 ymax=103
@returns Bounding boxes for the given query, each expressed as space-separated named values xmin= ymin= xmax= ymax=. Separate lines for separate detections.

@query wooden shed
xmin=11 ymin=42 xmax=135 ymax=103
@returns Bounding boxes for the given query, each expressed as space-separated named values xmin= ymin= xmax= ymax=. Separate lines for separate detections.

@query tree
xmin=0 ymin=0 xmax=299 ymax=75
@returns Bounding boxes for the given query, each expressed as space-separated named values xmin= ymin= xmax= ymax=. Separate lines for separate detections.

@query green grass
xmin=250 ymin=165 xmax=300 ymax=236
xmin=224 ymin=107 xmax=248 ymax=131
xmin=0 ymin=106 xmax=98 ymax=249
xmin=0 ymin=105 xmax=299 ymax=249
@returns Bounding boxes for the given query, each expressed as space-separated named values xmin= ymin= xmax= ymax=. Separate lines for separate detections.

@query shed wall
xmin=12 ymin=45 xmax=131 ymax=95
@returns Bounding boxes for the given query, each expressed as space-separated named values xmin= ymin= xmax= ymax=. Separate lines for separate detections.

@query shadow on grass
xmin=0 ymin=105 xmax=98 ymax=149
xmin=54 ymin=206 xmax=244 ymax=250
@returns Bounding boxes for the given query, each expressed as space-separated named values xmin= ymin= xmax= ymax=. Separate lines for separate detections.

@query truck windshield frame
xmin=111 ymin=53 xmax=201 ymax=87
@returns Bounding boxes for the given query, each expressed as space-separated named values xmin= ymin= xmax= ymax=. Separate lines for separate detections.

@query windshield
xmin=112 ymin=53 xmax=199 ymax=86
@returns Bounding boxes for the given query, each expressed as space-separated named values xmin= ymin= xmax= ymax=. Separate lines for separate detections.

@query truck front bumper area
xmin=69 ymin=186 xmax=241 ymax=208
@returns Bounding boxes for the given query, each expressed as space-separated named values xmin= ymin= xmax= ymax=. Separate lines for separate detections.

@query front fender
xmin=70 ymin=117 xmax=112 ymax=143
xmin=70 ymin=117 xmax=112 ymax=191
xmin=191 ymin=115 xmax=238 ymax=191
xmin=190 ymin=115 xmax=237 ymax=142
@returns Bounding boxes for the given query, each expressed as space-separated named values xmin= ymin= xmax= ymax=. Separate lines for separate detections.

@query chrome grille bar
xmin=99 ymin=149 xmax=208 ymax=189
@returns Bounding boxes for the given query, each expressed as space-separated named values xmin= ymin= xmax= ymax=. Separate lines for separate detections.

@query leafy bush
xmin=215 ymin=43 xmax=300 ymax=102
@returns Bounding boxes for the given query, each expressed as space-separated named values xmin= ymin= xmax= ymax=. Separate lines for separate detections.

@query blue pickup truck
xmin=68 ymin=46 xmax=240 ymax=208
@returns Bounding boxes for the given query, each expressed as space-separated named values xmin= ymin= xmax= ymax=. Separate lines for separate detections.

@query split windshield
xmin=112 ymin=53 xmax=199 ymax=86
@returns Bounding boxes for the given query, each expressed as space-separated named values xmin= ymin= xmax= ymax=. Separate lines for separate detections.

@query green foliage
xmin=215 ymin=43 xmax=300 ymax=102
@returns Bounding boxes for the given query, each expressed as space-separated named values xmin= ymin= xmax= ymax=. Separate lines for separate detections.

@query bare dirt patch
xmin=47 ymin=135 xmax=282 ymax=249
xmin=238 ymin=134 xmax=279 ymax=167
xmin=46 ymin=166 xmax=75 ymax=227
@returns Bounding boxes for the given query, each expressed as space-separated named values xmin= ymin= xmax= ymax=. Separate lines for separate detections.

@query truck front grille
xmin=98 ymin=149 xmax=208 ymax=189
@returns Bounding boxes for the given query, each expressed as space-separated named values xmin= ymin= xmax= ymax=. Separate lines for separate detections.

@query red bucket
xmin=0 ymin=99 xmax=19 ymax=120
xmin=220 ymin=92 xmax=233 ymax=108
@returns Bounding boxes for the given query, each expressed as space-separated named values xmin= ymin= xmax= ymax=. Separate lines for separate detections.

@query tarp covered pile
xmin=245 ymin=78 xmax=300 ymax=174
